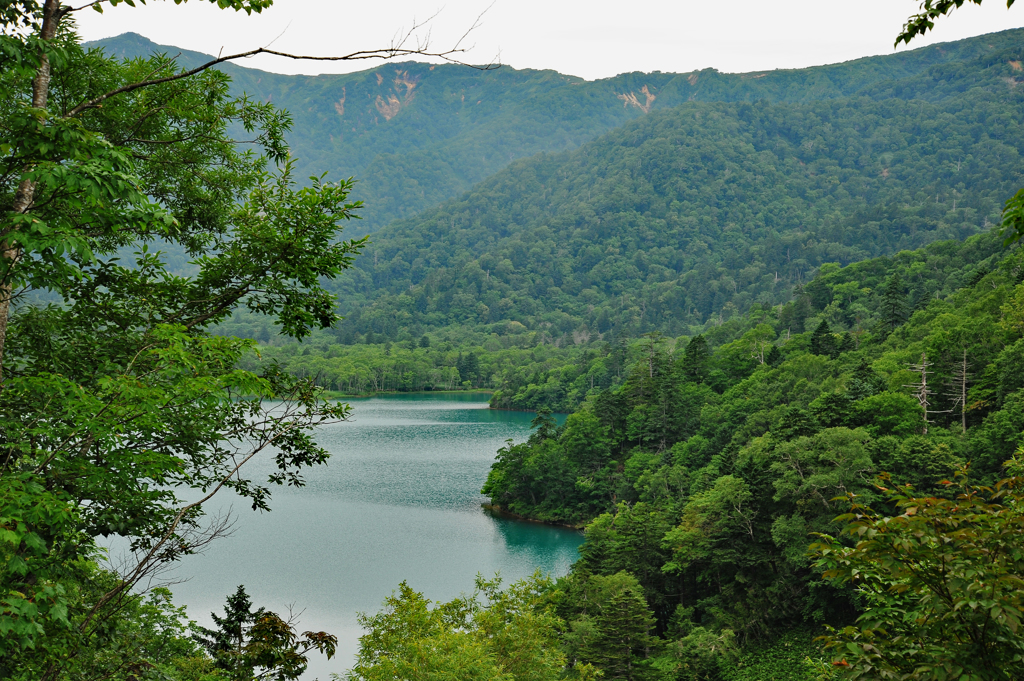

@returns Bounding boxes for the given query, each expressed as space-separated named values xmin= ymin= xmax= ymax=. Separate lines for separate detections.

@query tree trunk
xmin=0 ymin=0 xmax=62 ymax=384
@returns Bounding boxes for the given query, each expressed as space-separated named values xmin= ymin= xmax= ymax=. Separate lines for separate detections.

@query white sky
xmin=74 ymin=0 xmax=1024 ymax=80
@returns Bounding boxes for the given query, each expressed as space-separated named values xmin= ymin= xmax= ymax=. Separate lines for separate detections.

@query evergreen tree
xmin=847 ymin=358 xmax=887 ymax=400
xmin=810 ymin=320 xmax=838 ymax=358
xmin=787 ymin=287 xmax=813 ymax=333
xmin=881 ymin=273 xmax=909 ymax=333
xmin=578 ymin=573 xmax=659 ymax=681
xmin=680 ymin=335 xmax=711 ymax=384
xmin=529 ymin=407 xmax=558 ymax=443
xmin=811 ymin=392 xmax=854 ymax=428
xmin=457 ymin=351 xmax=481 ymax=385
xmin=192 ymin=585 xmax=337 ymax=681
xmin=194 ymin=586 xmax=263 ymax=679
xmin=776 ymin=406 xmax=819 ymax=439
xmin=765 ymin=345 xmax=784 ymax=367
xmin=419 ymin=335 xmax=431 ymax=348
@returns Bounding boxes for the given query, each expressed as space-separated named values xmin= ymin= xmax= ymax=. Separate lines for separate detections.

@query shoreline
xmin=322 ymin=388 xmax=495 ymax=399
xmin=481 ymin=503 xmax=585 ymax=530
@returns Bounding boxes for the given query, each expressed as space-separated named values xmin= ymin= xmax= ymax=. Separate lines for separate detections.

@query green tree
xmin=811 ymin=320 xmax=838 ymax=358
xmin=194 ymin=585 xmax=337 ymax=681
xmin=879 ymin=274 xmax=909 ymax=333
xmin=812 ymin=458 xmax=1024 ymax=680
xmin=680 ymin=335 xmax=711 ymax=384
xmin=847 ymin=359 xmax=885 ymax=400
xmin=0 ymin=2 xmax=390 ymax=674
xmin=567 ymin=572 xmax=659 ymax=681
xmin=529 ymin=407 xmax=558 ymax=443
xmin=193 ymin=586 xmax=261 ymax=679
xmin=346 ymin=574 xmax=586 ymax=681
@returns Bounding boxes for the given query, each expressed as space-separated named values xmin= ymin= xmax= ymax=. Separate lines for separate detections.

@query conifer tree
xmin=848 ymin=358 xmax=886 ymax=400
xmin=810 ymin=320 xmax=838 ymax=358
xmin=680 ymin=335 xmax=711 ymax=384
xmin=193 ymin=586 xmax=337 ymax=681
xmin=881 ymin=273 xmax=909 ymax=333
xmin=529 ymin=407 xmax=558 ymax=443
xmin=580 ymin=574 xmax=659 ymax=681
xmin=776 ymin=406 xmax=819 ymax=439
xmin=193 ymin=585 xmax=263 ymax=678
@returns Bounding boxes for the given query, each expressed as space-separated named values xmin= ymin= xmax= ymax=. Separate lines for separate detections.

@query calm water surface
xmin=160 ymin=393 xmax=583 ymax=678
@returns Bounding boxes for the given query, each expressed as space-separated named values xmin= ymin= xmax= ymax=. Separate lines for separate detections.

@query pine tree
xmin=583 ymin=576 xmax=658 ymax=681
xmin=680 ymin=335 xmax=711 ymax=384
xmin=776 ymin=406 xmax=818 ymax=439
xmin=529 ymin=407 xmax=558 ymax=443
xmin=881 ymin=273 xmax=909 ymax=333
xmin=458 ymin=352 xmax=480 ymax=385
xmin=810 ymin=320 xmax=838 ymax=358
xmin=784 ymin=284 xmax=813 ymax=333
xmin=194 ymin=585 xmax=264 ymax=680
xmin=847 ymin=358 xmax=886 ymax=400
xmin=192 ymin=585 xmax=337 ymax=681
xmin=812 ymin=392 xmax=854 ymax=428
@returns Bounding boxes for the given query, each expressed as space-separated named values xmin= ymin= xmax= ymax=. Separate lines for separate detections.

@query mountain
xmin=317 ymin=38 xmax=1024 ymax=344
xmin=92 ymin=29 xmax=1024 ymax=236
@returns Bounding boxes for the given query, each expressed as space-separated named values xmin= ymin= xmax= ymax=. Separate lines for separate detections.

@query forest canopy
xmin=275 ymin=41 xmax=1024 ymax=349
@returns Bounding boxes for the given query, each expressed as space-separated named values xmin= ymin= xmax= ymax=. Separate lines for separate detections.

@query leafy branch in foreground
xmin=0 ymin=3 xmax=382 ymax=677
xmin=811 ymin=453 xmax=1024 ymax=680
xmin=896 ymin=0 xmax=1017 ymax=46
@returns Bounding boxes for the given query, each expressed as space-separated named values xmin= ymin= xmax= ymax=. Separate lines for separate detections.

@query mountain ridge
xmin=312 ymin=39 xmax=1024 ymax=345
xmin=90 ymin=28 xmax=1024 ymax=235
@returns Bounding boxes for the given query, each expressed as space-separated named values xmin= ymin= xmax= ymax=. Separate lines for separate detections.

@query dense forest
xmin=254 ymin=231 xmax=1008 ymax=410
xmin=96 ymin=28 xmax=1024 ymax=237
xmin=233 ymin=40 xmax=1024 ymax=349
xmin=5 ymin=2 xmax=1024 ymax=680
xmin=473 ymin=229 xmax=1024 ymax=678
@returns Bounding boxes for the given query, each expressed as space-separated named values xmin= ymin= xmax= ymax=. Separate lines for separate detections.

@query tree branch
xmin=67 ymin=12 xmax=499 ymax=118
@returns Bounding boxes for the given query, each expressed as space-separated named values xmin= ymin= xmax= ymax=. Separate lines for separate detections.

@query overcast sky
xmin=74 ymin=0 xmax=1024 ymax=80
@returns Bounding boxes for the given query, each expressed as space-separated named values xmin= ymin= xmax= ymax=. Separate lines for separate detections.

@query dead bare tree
xmin=904 ymin=352 xmax=950 ymax=435
xmin=944 ymin=347 xmax=972 ymax=434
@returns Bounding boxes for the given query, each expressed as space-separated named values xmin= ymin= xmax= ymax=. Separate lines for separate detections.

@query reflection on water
xmin=146 ymin=393 xmax=582 ymax=679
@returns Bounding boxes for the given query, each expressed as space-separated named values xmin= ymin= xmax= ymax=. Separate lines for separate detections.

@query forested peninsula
xmin=4 ymin=2 xmax=1024 ymax=681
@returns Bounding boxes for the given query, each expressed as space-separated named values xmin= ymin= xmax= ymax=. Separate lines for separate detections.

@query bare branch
xmin=66 ymin=11 xmax=500 ymax=119
xmin=67 ymin=0 xmax=108 ymax=12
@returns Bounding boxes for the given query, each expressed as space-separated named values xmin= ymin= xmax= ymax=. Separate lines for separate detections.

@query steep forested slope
xmin=478 ymin=232 xmax=1024 ymax=673
xmin=326 ymin=45 xmax=1024 ymax=342
xmin=93 ymin=29 xmax=1024 ymax=235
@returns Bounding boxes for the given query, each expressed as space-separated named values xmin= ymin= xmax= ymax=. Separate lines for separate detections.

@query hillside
xmin=92 ymin=29 xmax=1024 ymax=236
xmin=311 ymin=41 xmax=1024 ymax=345
xmin=479 ymin=229 xmax=1024 ymax=666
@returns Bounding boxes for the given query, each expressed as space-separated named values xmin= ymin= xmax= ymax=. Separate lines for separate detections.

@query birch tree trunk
xmin=0 ymin=0 xmax=62 ymax=383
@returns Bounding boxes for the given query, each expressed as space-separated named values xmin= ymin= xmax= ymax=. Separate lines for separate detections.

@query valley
xmin=5 ymin=6 xmax=1024 ymax=680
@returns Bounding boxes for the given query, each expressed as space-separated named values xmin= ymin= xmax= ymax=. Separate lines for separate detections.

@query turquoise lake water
xmin=160 ymin=393 xmax=584 ymax=678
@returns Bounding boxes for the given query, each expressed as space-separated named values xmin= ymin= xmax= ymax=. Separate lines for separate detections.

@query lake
xmin=157 ymin=393 xmax=584 ymax=678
